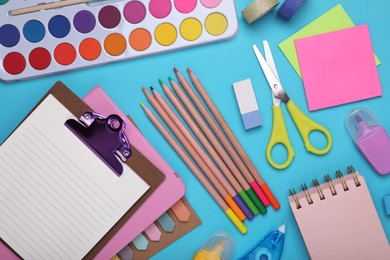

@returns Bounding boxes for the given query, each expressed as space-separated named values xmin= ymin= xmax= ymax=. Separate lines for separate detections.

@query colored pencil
xmin=172 ymin=68 xmax=270 ymax=206
xmin=164 ymin=79 xmax=266 ymax=214
xmin=141 ymin=87 xmax=249 ymax=221
xmin=178 ymin=68 xmax=280 ymax=210
xmin=173 ymin=67 xmax=270 ymax=206
xmin=150 ymin=87 xmax=257 ymax=219
xmin=141 ymin=103 xmax=247 ymax=234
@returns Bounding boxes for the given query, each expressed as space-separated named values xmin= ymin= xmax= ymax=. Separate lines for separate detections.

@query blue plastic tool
xmin=240 ymin=223 xmax=286 ymax=260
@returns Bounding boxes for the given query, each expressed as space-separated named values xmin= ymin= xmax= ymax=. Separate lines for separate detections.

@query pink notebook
xmin=289 ymin=168 xmax=390 ymax=259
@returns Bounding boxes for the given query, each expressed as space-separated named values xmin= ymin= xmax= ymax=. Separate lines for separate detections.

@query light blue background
xmin=1 ymin=0 xmax=389 ymax=259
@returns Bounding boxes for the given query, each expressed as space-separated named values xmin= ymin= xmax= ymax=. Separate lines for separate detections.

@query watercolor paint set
xmin=0 ymin=0 xmax=238 ymax=82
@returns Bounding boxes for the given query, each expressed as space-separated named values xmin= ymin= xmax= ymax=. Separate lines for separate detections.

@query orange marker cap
xmin=224 ymin=195 xmax=246 ymax=221
xmin=260 ymin=183 xmax=280 ymax=210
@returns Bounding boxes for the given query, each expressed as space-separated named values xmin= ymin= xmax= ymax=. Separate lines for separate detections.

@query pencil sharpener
xmin=345 ymin=108 xmax=390 ymax=175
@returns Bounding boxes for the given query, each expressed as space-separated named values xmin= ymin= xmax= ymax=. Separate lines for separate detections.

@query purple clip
xmin=65 ymin=112 xmax=132 ymax=176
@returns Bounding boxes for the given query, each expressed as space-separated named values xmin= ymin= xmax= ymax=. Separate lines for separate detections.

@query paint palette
xmin=0 ymin=0 xmax=238 ymax=82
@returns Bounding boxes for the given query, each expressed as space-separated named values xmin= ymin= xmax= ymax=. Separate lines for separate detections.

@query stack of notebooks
xmin=0 ymin=81 xmax=201 ymax=259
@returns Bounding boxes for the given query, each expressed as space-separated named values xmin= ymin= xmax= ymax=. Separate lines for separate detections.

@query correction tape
xmin=345 ymin=108 xmax=390 ymax=175
xmin=239 ymin=223 xmax=286 ymax=260
xmin=193 ymin=232 xmax=235 ymax=260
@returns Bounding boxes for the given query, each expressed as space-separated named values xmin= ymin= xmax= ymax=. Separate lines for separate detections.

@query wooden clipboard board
xmin=0 ymin=81 xmax=165 ymax=259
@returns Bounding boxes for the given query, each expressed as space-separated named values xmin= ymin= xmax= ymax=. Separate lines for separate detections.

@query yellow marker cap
xmin=224 ymin=195 xmax=246 ymax=221
xmin=225 ymin=208 xmax=247 ymax=234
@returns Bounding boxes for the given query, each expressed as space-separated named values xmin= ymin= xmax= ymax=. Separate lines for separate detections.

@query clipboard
xmin=82 ymin=86 xmax=201 ymax=259
xmin=0 ymin=81 xmax=165 ymax=259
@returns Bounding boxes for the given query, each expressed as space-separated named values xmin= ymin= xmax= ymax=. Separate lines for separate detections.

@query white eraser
xmin=233 ymin=79 xmax=262 ymax=130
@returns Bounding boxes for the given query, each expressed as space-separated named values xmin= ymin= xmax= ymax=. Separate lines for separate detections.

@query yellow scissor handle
xmin=266 ymin=106 xmax=295 ymax=170
xmin=286 ymin=99 xmax=332 ymax=155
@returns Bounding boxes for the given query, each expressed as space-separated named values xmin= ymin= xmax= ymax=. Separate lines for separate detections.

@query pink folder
xmin=0 ymin=243 xmax=18 ymax=260
xmin=0 ymin=85 xmax=186 ymax=259
xmin=82 ymin=86 xmax=186 ymax=259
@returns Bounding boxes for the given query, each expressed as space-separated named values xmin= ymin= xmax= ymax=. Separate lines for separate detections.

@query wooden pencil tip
xmin=141 ymin=86 xmax=147 ymax=92
xmin=140 ymin=102 xmax=144 ymax=107
xmin=150 ymin=86 xmax=155 ymax=92
xmin=173 ymin=67 xmax=178 ymax=73
xmin=168 ymin=76 xmax=173 ymax=82
xmin=158 ymin=79 xmax=164 ymax=86
xmin=187 ymin=67 xmax=192 ymax=73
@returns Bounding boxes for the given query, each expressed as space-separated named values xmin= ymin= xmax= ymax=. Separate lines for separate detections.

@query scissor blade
xmin=253 ymin=44 xmax=281 ymax=91
xmin=263 ymin=40 xmax=280 ymax=81
xmin=253 ymin=44 xmax=289 ymax=104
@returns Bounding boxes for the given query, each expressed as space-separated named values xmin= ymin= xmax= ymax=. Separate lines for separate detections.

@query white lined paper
xmin=0 ymin=95 xmax=149 ymax=259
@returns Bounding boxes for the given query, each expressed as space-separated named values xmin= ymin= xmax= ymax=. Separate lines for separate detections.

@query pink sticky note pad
xmin=295 ymin=24 xmax=382 ymax=111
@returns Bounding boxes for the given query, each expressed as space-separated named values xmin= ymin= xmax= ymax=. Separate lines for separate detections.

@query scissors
xmin=253 ymin=41 xmax=332 ymax=169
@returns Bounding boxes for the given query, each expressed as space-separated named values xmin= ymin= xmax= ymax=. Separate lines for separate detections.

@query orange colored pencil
xmin=163 ymin=79 xmax=266 ymax=214
xmin=149 ymin=87 xmax=258 ymax=219
xmin=155 ymin=85 xmax=259 ymax=214
xmin=141 ymin=103 xmax=247 ymax=234
xmin=172 ymin=68 xmax=270 ymax=206
xmin=177 ymin=68 xmax=280 ymax=210
xmin=142 ymin=87 xmax=248 ymax=221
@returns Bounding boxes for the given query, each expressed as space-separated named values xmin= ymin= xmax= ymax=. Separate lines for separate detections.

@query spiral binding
xmin=289 ymin=188 xmax=301 ymax=209
xmin=301 ymin=183 xmax=313 ymax=205
xmin=289 ymin=166 xmax=361 ymax=209
xmin=324 ymin=174 xmax=337 ymax=195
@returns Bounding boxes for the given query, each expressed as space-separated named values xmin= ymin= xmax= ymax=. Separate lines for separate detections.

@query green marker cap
xmin=238 ymin=190 xmax=259 ymax=216
xmin=247 ymin=188 xmax=267 ymax=215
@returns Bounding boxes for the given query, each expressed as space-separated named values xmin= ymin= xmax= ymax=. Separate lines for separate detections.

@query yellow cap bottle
xmin=193 ymin=233 xmax=235 ymax=260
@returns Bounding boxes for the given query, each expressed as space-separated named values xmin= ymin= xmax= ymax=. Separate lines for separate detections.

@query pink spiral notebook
xmin=289 ymin=167 xmax=390 ymax=259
